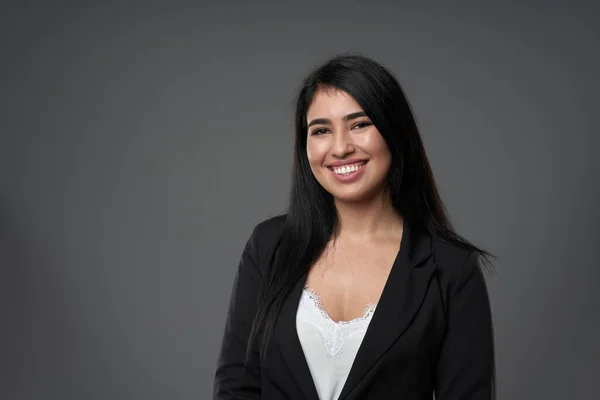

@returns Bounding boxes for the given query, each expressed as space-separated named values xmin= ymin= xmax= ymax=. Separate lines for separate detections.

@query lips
xmin=327 ymin=159 xmax=369 ymax=168
xmin=329 ymin=160 xmax=368 ymax=175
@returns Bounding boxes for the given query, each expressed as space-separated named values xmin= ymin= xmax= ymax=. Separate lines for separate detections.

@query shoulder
xmin=429 ymin=235 xmax=482 ymax=288
xmin=251 ymin=213 xmax=286 ymax=247
xmin=243 ymin=214 xmax=287 ymax=270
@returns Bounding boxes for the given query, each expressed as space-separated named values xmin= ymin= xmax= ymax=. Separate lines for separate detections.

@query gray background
xmin=1 ymin=1 xmax=598 ymax=399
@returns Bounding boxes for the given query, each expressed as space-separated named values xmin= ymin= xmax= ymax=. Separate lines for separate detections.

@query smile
xmin=327 ymin=161 xmax=368 ymax=183
xmin=329 ymin=161 xmax=368 ymax=176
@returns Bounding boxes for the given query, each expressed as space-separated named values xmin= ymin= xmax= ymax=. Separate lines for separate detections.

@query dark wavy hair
xmin=247 ymin=53 xmax=495 ymax=364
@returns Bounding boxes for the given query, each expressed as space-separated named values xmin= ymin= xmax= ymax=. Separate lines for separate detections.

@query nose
xmin=330 ymin=128 xmax=355 ymax=158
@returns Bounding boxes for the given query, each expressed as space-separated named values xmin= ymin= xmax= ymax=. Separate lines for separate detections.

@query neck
xmin=333 ymin=191 xmax=404 ymax=243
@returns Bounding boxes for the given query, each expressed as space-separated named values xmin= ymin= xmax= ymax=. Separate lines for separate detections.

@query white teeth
xmin=332 ymin=163 xmax=364 ymax=175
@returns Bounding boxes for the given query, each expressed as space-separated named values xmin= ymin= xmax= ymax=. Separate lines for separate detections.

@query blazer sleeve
xmin=434 ymin=252 xmax=496 ymax=399
xmin=213 ymin=225 xmax=263 ymax=399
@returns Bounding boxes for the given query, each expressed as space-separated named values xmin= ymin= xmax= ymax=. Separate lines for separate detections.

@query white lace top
xmin=296 ymin=288 xmax=376 ymax=400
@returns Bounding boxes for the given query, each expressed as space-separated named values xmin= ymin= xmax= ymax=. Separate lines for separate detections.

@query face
xmin=306 ymin=88 xmax=392 ymax=203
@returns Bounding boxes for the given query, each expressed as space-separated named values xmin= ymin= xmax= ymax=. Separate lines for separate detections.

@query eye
xmin=310 ymin=128 xmax=329 ymax=136
xmin=352 ymin=121 xmax=372 ymax=130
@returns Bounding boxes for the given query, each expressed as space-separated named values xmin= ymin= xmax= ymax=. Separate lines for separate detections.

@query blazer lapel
xmin=273 ymin=271 xmax=320 ymax=400
xmin=338 ymin=221 xmax=435 ymax=399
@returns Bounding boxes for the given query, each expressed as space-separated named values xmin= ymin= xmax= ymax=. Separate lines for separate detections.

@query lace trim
xmin=299 ymin=288 xmax=376 ymax=359
xmin=303 ymin=287 xmax=376 ymax=324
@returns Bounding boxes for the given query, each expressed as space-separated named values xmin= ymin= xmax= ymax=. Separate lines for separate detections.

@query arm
xmin=213 ymin=225 xmax=263 ymax=399
xmin=434 ymin=252 xmax=496 ymax=399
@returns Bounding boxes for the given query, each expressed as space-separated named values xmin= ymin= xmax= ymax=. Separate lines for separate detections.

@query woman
xmin=213 ymin=54 xmax=495 ymax=399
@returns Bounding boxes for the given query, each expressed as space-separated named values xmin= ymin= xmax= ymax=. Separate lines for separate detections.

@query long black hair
xmin=247 ymin=53 xmax=495 ymax=364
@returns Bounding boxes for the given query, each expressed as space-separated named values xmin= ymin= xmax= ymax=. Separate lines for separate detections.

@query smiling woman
xmin=306 ymin=91 xmax=392 ymax=201
xmin=214 ymin=53 xmax=496 ymax=400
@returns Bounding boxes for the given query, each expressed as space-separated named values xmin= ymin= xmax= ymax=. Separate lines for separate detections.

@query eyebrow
xmin=307 ymin=111 xmax=368 ymax=128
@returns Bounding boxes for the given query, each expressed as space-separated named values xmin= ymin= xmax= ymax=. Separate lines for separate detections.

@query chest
xmin=305 ymin=241 xmax=400 ymax=323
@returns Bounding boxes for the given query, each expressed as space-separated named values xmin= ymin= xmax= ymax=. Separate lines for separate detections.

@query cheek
xmin=360 ymin=130 xmax=391 ymax=158
xmin=306 ymin=139 xmax=326 ymax=166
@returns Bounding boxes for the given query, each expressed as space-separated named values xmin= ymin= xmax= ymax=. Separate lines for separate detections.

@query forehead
xmin=306 ymin=88 xmax=363 ymax=120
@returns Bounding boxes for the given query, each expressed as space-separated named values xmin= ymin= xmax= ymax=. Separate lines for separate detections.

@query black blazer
xmin=214 ymin=215 xmax=495 ymax=399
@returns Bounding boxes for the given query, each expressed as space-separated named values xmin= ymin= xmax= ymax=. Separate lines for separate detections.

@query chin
xmin=329 ymin=189 xmax=373 ymax=203
xmin=325 ymin=180 xmax=387 ymax=204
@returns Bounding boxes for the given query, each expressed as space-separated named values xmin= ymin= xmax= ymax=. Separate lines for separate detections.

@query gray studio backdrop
xmin=1 ymin=2 xmax=598 ymax=399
